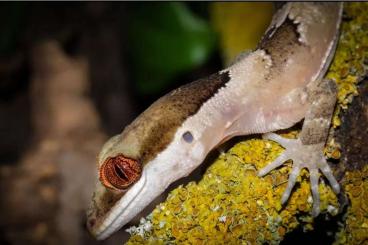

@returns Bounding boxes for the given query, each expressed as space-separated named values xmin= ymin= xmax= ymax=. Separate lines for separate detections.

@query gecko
xmin=87 ymin=2 xmax=343 ymax=240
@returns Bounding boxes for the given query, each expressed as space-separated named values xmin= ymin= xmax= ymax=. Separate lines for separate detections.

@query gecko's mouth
xmin=87 ymin=121 xmax=210 ymax=240
xmin=88 ymin=153 xmax=181 ymax=241
xmin=87 ymin=169 xmax=148 ymax=240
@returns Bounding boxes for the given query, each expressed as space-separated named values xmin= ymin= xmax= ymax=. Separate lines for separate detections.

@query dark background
xmin=0 ymin=2 xmax=220 ymax=163
xmin=0 ymin=2 xmax=221 ymax=244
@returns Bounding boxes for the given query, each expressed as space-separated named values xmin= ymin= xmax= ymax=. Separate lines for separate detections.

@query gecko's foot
xmin=258 ymin=133 xmax=340 ymax=217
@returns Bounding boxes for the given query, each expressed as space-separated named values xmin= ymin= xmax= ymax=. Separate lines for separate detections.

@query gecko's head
xmin=87 ymin=72 xmax=228 ymax=240
xmin=86 ymin=118 xmax=208 ymax=240
xmin=87 ymin=130 xmax=207 ymax=240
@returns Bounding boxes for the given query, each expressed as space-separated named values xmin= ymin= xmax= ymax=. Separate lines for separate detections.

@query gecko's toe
xmin=319 ymin=161 xmax=340 ymax=194
xmin=258 ymin=153 xmax=288 ymax=177
xmin=310 ymin=168 xmax=321 ymax=217
xmin=262 ymin=133 xmax=291 ymax=147
xmin=281 ymin=165 xmax=300 ymax=204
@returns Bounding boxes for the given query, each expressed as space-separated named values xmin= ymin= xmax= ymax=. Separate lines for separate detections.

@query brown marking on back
xmin=258 ymin=17 xmax=303 ymax=70
xmin=123 ymin=71 xmax=230 ymax=164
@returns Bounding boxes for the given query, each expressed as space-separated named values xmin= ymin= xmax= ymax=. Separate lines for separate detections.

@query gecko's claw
xmin=258 ymin=133 xmax=340 ymax=216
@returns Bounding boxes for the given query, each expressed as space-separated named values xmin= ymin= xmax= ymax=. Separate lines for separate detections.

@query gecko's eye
xmin=182 ymin=131 xmax=194 ymax=143
xmin=99 ymin=155 xmax=141 ymax=191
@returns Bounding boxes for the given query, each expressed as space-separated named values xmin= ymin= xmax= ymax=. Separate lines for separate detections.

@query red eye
xmin=99 ymin=155 xmax=141 ymax=190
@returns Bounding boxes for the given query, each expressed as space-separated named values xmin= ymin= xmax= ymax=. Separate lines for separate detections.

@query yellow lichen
xmin=324 ymin=2 xmax=368 ymax=159
xmin=127 ymin=140 xmax=338 ymax=244
xmin=334 ymin=165 xmax=368 ymax=245
xmin=127 ymin=3 xmax=368 ymax=244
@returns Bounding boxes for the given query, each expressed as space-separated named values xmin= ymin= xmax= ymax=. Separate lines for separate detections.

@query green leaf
xmin=127 ymin=2 xmax=216 ymax=94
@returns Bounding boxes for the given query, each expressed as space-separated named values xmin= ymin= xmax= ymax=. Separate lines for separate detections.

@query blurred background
xmin=0 ymin=2 xmax=275 ymax=244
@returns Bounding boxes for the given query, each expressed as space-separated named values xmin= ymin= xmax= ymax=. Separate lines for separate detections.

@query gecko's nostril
xmin=88 ymin=218 xmax=96 ymax=228
xmin=99 ymin=154 xmax=142 ymax=190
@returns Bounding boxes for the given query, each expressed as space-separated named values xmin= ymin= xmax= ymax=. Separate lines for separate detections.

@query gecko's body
xmin=87 ymin=3 xmax=343 ymax=240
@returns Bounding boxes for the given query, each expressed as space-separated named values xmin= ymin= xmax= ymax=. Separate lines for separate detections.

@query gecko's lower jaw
xmin=90 ymin=158 xmax=180 ymax=240
xmin=91 ymin=170 xmax=150 ymax=240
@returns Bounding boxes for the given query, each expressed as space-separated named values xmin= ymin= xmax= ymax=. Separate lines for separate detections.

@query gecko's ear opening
xmin=99 ymin=154 xmax=142 ymax=190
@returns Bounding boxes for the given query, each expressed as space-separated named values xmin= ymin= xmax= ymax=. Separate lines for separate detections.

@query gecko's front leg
xmin=258 ymin=79 xmax=340 ymax=216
